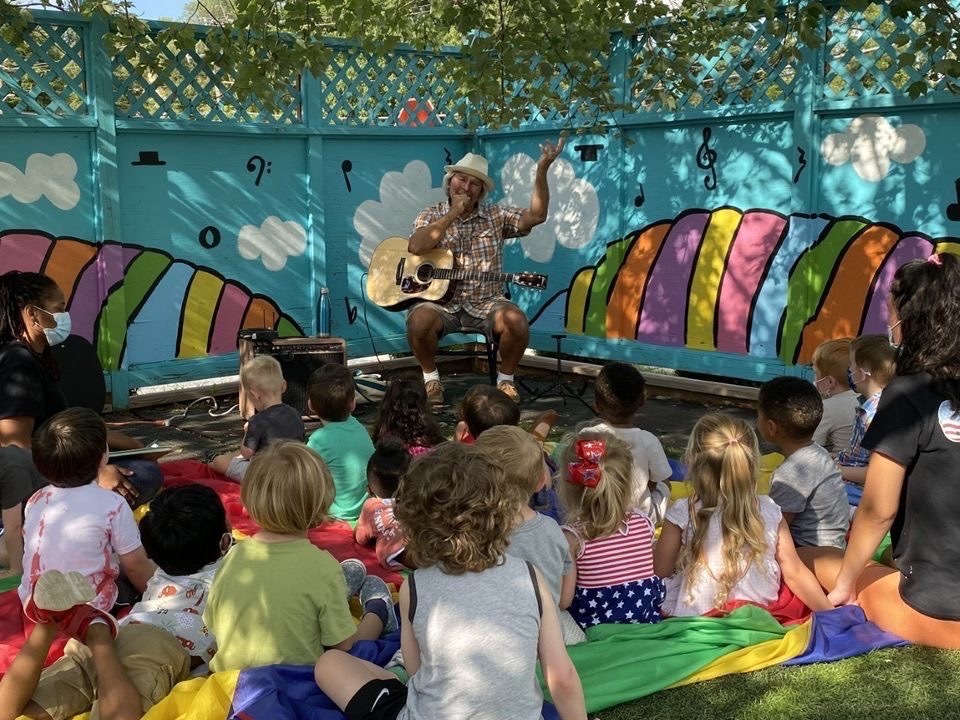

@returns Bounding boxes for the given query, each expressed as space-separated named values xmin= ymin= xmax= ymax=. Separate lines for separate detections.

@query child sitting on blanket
xmin=204 ymin=441 xmax=395 ymax=672
xmin=558 ymin=428 xmax=664 ymax=629
xmin=305 ymin=364 xmax=375 ymax=522
xmin=371 ymin=378 xmax=445 ymax=456
xmin=455 ymin=383 xmax=561 ymax=520
xmin=475 ymin=426 xmax=585 ymax=645
xmin=0 ymin=408 xmax=156 ymax=720
xmin=836 ymin=335 xmax=897 ymax=500
xmin=758 ymin=377 xmax=849 ymax=550
xmin=355 ymin=438 xmax=409 ymax=570
xmin=811 ymin=338 xmax=859 ymax=454
xmin=11 ymin=484 xmax=230 ymax=720
xmin=654 ymin=414 xmax=832 ymax=617
xmin=582 ymin=362 xmax=673 ymax=524
xmin=313 ymin=442 xmax=588 ymax=720
xmin=210 ymin=355 xmax=305 ymax=482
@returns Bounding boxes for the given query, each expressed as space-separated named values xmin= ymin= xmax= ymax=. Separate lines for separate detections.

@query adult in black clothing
xmin=0 ymin=271 xmax=159 ymax=514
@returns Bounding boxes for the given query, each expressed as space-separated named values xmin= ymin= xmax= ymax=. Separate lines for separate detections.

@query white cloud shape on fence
xmin=0 ymin=153 xmax=80 ymax=210
xmin=355 ymin=160 xmax=446 ymax=267
xmin=238 ymin=216 xmax=307 ymax=271
xmin=820 ymin=115 xmax=926 ymax=182
xmin=500 ymin=153 xmax=599 ymax=263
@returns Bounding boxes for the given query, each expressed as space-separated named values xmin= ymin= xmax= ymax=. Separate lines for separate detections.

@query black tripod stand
xmin=520 ymin=334 xmax=594 ymax=410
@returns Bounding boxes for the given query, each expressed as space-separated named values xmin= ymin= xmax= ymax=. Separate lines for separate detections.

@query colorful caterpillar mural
xmin=0 ymin=231 xmax=303 ymax=370
xmin=565 ymin=207 xmax=960 ymax=365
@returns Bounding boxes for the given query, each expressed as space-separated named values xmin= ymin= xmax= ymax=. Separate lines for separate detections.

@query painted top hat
xmin=132 ymin=150 xmax=167 ymax=166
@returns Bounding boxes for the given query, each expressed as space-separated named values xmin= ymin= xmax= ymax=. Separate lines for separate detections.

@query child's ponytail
xmin=558 ymin=428 xmax=633 ymax=541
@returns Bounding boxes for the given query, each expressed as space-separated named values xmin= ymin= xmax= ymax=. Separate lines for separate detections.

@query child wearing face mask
xmin=811 ymin=339 xmax=860 ymax=455
xmin=836 ymin=335 xmax=897 ymax=501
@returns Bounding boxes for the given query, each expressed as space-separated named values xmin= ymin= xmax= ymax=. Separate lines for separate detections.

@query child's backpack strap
xmin=407 ymin=572 xmax=418 ymax=624
xmin=524 ymin=561 xmax=543 ymax=619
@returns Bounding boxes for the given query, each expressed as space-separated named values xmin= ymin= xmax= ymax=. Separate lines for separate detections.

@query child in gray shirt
xmin=758 ymin=378 xmax=849 ymax=550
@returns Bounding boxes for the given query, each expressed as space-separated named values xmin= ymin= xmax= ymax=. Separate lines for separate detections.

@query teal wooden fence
xmin=1 ymin=5 xmax=959 ymax=405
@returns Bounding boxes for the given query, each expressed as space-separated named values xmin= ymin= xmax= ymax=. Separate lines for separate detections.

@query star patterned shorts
xmin=570 ymin=576 xmax=666 ymax=629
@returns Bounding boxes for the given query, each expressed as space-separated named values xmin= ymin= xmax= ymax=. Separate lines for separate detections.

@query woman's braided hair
xmin=0 ymin=271 xmax=59 ymax=345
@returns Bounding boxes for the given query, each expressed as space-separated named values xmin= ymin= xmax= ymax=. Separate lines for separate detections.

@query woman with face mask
xmin=0 ymin=271 xmax=72 ymax=448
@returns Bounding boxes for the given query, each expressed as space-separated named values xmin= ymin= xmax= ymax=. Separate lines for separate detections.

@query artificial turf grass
xmin=594 ymin=645 xmax=960 ymax=720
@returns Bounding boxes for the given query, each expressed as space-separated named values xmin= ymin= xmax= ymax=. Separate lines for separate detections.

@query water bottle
xmin=317 ymin=287 xmax=332 ymax=337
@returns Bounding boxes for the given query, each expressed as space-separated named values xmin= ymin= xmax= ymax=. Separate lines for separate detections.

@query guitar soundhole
xmin=415 ymin=264 xmax=435 ymax=282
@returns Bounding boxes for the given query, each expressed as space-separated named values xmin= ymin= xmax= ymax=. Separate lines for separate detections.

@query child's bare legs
xmin=529 ymin=409 xmax=559 ymax=443
xmin=314 ymin=650 xmax=397 ymax=711
xmin=86 ymin=623 xmax=141 ymax=720
xmin=0 ymin=622 xmax=58 ymax=720
xmin=209 ymin=452 xmax=238 ymax=477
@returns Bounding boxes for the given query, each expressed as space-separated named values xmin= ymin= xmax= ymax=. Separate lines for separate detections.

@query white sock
xmin=497 ymin=372 xmax=514 ymax=385
xmin=423 ymin=369 xmax=440 ymax=384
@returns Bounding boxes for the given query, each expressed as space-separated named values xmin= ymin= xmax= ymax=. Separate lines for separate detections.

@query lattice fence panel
xmin=0 ymin=22 xmax=87 ymax=117
xmin=824 ymin=3 xmax=958 ymax=99
xmin=630 ymin=19 xmax=798 ymax=113
xmin=113 ymin=38 xmax=302 ymax=123
xmin=318 ymin=49 xmax=465 ymax=126
xmin=502 ymin=53 xmax=608 ymax=125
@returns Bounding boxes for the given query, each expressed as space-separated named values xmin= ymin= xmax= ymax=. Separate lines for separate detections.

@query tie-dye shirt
xmin=18 ymin=482 xmax=142 ymax=611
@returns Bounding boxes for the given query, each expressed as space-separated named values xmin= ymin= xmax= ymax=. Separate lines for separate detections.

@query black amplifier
xmin=237 ymin=331 xmax=347 ymax=416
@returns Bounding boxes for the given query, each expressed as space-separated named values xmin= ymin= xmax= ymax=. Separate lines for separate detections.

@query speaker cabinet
xmin=238 ymin=331 xmax=347 ymax=416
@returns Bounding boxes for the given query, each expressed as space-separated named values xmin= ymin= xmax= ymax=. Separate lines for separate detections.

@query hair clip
xmin=567 ymin=438 xmax=605 ymax=488
xmin=928 ymin=253 xmax=943 ymax=266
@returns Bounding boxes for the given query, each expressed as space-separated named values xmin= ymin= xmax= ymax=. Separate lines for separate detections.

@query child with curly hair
xmin=654 ymin=414 xmax=832 ymax=616
xmin=313 ymin=442 xmax=587 ymax=720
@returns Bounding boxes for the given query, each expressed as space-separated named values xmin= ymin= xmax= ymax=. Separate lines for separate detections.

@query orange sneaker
xmin=497 ymin=380 xmax=520 ymax=403
xmin=424 ymin=379 xmax=444 ymax=405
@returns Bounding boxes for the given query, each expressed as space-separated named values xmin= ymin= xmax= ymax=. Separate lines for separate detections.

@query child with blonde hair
xmin=654 ymin=414 xmax=832 ymax=616
xmin=837 ymin=335 xmax=897 ymax=489
xmin=558 ymin=428 xmax=663 ymax=629
xmin=475 ymin=426 xmax=584 ymax=644
xmin=313 ymin=442 xmax=587 ymax=720
xmin=204 ymin=441 xmax=395 ymax=672
xmin=210 ymin=355 xmax=304 ymax=482
xmin=811 ymin=338 xmax=859 ymax=454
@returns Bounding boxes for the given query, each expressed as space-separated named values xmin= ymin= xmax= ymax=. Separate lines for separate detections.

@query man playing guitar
xmin=406 ymin=138 xmax=565 ymax=405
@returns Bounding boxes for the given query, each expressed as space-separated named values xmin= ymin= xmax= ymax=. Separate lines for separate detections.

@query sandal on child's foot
xmin=360 ymin=575 xmax=398 ymax=635
xmin=24 ymin=570 xmax=118 ymax=641
xmin=340 ymin=558 xmax=367 ymax=598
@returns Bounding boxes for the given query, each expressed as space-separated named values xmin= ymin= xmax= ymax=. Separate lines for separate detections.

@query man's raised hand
xmin=538 ymin=136 xmax=566 ymax=169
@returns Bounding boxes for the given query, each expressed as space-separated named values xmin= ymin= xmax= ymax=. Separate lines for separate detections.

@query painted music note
xmin=246 ymin=155 xmax=271 ymax=187
xmin=344 ymin=297 xmax=359 ymax=325
xmin=341 ymin=160 xmax=353 ymax=192
xmin=198 ymin=225 xmax=221 ymax=249
xmin=695 ymin=127 xmax=718 ymax=191
xmin=947 ymin=178 xmax=960 ymax=222
xmin=793 ymin=146 xmax=808 ymax=184
xmin=634 ymin=183 xmax=645 ymax=208
xmin=444 ymin=147 xmax=452 ymax=165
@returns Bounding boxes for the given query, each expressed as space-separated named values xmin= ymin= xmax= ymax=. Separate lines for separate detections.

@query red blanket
xmin=159 ymin=460 xmax=403 ymax=585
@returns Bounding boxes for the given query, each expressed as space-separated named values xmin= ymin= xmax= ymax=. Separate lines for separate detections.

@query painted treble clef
xmin=696 ymin=127 xmax=718 ymax=191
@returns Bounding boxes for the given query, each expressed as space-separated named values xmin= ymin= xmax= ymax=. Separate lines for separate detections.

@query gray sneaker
xmin=340 ymin=559 xmax=367 ymax=598
xmin=424 ymin=379 xmax=444 ymax=405
xmin=360 ymin=575 xmax=399 ymax=635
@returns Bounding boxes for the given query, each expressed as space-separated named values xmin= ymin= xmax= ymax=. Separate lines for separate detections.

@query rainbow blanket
xmin=0 ymin=461 xmax=907 ymax=718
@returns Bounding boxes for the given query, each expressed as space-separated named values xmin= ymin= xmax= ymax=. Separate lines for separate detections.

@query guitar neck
xmin=432 ymin=268 xmax=517 ymax=283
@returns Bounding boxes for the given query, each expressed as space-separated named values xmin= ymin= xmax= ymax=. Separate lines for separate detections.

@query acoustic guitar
xmin=366 ymin=236 xmax=548 ymax=310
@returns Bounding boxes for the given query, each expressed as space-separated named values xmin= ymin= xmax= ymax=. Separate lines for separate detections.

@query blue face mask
xmin=35 ymin=306 xmax=72 ymax=346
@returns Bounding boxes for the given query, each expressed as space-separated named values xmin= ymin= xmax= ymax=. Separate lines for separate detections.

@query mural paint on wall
xmin=0 ymin=230 xmax=302 ymax=370
xmin=820 ymin=115 xmax=926 ymax=182
xmin=556 ymin=207 xmax=960 ymax=365
xmin=237 ymin=216 xmax=307 ymax=271
xmin=0 ymin=153 xmax=81 ymax=210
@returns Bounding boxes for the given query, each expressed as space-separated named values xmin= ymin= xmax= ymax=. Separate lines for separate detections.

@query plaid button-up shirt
xmin=412 ymin=201 xmax=528 ymax=318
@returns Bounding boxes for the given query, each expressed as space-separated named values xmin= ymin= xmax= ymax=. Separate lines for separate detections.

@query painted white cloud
xmin=354 ymin=160 xmax=445 ymax=267
xmin=238 ymin=216 xmax=307 ymax=271
xmin=821 ymin=114 xmax=926 ymax=182
xmin=0 ymin=152 xmax=80 ymax=210
xmin=500 ymin=154 xmax=599 ymax=263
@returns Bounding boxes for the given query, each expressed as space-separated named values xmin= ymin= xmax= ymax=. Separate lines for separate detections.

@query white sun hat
xmin=444 ymin=152 xmax=495 ymax=194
